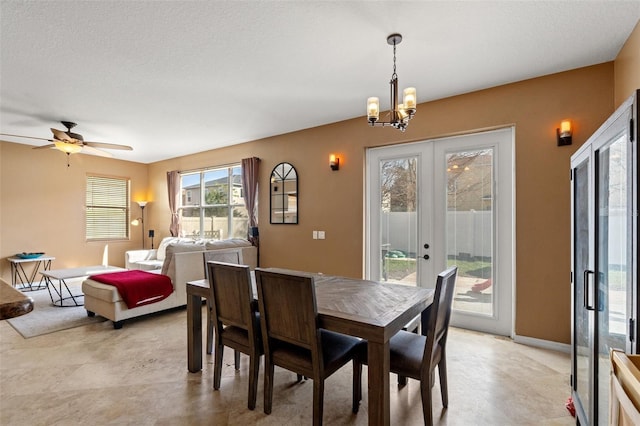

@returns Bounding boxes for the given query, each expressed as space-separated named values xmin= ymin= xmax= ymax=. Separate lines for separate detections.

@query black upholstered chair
xmin=207 ymin=261 xmax=263 ymax=410
xmin=255 ymin=268 xmax=363 ymax=425
xmin=203 ymin=248 xmax=243 ymax=355
xmin=356 ymin=266 xmax=458 ymax=425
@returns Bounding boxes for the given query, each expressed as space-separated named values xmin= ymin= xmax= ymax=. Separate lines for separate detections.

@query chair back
xmin=422 ymin=266 xmax=458 ymax=377
xmin=203 ymin=248 xmax=244 ymax=281
xmin=207 ymin=261 xmax=255 ymax=335
xmin=255 ymin=269 xmax=319 ymax=352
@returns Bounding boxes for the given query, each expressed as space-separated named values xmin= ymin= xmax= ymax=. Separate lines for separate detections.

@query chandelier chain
xmin=392 ymin=41 xmax=397 ymax=79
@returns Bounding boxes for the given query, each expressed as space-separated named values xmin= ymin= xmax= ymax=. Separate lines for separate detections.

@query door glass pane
xmin=573 ymin=157 xmax=590 ymax=423
xmin=596 ymin=134 xmax=628 ymax=425
xmin=446 ymin=149 xmax=494 ymax=316
xmin=379 ymin=157 xmax=417 ymax=286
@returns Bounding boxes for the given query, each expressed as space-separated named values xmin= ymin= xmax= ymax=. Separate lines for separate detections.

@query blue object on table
xmin=16 ymin=252 xmax=44 ymax=259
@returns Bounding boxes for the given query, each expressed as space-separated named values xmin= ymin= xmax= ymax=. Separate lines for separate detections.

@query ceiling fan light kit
xmin=367 ymin=33 xmax=417 ymax=132
xmin=0 ymin=121 xmax=133 ymax=167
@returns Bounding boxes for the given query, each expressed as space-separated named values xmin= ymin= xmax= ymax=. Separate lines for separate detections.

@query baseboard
xmin=513 ymin=334 xmax=571 ymax=354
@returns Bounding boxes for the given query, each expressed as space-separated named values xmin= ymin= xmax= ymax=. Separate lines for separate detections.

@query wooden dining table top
xmin=190 ymin=268 xmax=434 ymax=343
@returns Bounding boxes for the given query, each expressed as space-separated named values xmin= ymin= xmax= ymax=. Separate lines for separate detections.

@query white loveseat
xmin=82 ymin=238 xmax=257 ymax=328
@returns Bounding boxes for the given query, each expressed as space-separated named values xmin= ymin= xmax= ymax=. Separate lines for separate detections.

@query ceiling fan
xmin=1 ymin=121 xmax=133 ymax=166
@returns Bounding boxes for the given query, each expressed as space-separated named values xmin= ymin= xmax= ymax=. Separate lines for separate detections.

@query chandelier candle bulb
xmin=367 ymin=97 xmax=380 ymax=122
xmin=403 ymin=87 xmax=416 ymax=110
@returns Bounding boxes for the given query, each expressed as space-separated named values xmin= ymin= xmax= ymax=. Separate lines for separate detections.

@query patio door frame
xmin=365 ymin=127 xmax=514 ymax=336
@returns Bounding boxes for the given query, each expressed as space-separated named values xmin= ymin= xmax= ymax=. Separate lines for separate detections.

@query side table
xmin=8 ymin=256 xmax=55 ymax=291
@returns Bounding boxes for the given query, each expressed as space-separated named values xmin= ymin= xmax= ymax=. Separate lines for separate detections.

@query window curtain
xmin=167 ymin=170 xmax=180 ymax=237
xmin=241 ymin=157 xmax=260 ymax=246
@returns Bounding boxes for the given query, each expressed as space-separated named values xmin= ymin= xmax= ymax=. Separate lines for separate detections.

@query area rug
xmin=7 ymin=281 xmax=107 ymax=338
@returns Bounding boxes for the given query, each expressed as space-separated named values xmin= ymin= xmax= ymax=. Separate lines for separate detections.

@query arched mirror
xmin=270 ymin=162 xmax=298 ymax=224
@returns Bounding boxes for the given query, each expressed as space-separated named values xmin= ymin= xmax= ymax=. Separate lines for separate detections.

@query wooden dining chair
xmin=203 ymin=248 xmax=244 ymax=355
xmin=356 ymin=266 xmax=458 ymax=425
xmin=255 ymin=268 xmax=363 ymax=425
xmin=207 ymin=261 xmax=263 ymax=410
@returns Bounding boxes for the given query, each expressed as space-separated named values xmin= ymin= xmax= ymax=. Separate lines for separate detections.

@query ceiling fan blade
xmin=51 ymin=128 xmax=74 ymax=142
xmin=32 ymin=144 xmax=56 ymax=150
xmin=0 ymin=133 xmax=54 ymax=142
xmin=79 ymin=145 xmax=113 ymax=158
xmin=84 ymin=141 xmax=133 ymax=151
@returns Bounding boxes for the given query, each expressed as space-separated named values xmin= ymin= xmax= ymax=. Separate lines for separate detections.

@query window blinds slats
xmin=86 ymin=175 xmax=130 ymax=240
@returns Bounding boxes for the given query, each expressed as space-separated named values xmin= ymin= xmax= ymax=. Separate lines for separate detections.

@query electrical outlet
xmin=318 ymin=231 xmax=325 ymax=239
xmin=312 ymin=230 xmax=318 ymax=239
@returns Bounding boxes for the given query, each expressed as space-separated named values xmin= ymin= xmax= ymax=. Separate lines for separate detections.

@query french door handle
xmin=584 ymin=270 xmax=595 ymax=311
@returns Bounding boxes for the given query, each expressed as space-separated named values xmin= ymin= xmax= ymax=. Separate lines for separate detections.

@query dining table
xmin=186 ymin=268 xmax=434 ymax=426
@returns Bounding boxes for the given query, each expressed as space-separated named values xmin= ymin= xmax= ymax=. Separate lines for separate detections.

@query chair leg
xmin=234 ymin=350 xmax=240 ymax=370
xmin=421 ymin=376 xmax=434 ymax=426
xmin=206 ymin=301 xmax=213 ymax=354
xmin=312 ymin=379 xmax=324 ymax=426
xmin=264 ymin=360 xmax=274 ymax=414
xmin=353 ymin=360 xmax=362 ymax=413
xmin=213 ymin=342 xmax=224 ymax=390
xmin=438 ymin=355 xmax=448 ymax=408
xmin=248 ymin=352 xmax=260 ymax=410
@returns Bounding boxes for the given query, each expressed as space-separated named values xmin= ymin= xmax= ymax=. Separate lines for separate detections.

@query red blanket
xmin=89 ymin=270 xmax=173 ymax=309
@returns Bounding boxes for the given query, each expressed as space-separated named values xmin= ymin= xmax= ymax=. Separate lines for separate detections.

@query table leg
xmin=45 ymin=277 xmax=84 ymax=307
xmin=188 ymin=292 xmax=203 ymax=373
xmin=11 ymin=263 xmax=18 ymax=287
xmin=367 ymin=340 xmax=390 ymax=426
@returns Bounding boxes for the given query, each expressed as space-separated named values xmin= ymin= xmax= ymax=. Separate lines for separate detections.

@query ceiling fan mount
xmin=59 ymin=121 xmax=84 ymax=141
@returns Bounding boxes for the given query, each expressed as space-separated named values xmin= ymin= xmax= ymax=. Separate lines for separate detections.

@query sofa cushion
xmin=134 ymin=260 xmax=164 ymax=271
xmin=205 ymin=238 xmax=252 ymax=250
xmin=156 ymin=237 xmax=203 ymax=261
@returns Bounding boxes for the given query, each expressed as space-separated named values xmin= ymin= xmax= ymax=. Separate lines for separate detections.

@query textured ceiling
xmin=1 ymin=1 xmax=639 ymax=164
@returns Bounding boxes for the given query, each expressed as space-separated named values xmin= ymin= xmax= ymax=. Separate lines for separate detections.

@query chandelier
xmin=367 ymin=33 xmax=416 ymax=132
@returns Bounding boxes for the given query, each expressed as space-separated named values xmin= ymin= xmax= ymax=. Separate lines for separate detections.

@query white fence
xmin=382 ymin=208 xmax=626 ymax=265
xmin=380 ymin=211 xmax=491 ymax=259
xmin=180 ymin=216 xmax=249 ymax=239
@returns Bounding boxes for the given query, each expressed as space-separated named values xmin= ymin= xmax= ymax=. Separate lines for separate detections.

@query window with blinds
xmin=86 ymin=175 xmax=130 ymax=241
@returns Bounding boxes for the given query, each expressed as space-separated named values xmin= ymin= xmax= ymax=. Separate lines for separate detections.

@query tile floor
xmin=0 ymin=306 xmax=575 ymax=425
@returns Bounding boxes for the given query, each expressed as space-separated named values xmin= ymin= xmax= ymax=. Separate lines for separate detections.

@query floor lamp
xmin=132 ymin=201 xmax=148 ymax=249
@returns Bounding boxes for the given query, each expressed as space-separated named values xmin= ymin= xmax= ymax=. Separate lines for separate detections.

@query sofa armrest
xmin=125 ymin=249 xmax=158 ymax=269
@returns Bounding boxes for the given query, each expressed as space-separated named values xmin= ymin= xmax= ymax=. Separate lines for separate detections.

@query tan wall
xmin=615 ymin=20 xmax=640 ymax=106
xmin=143 ymin=64 xmax=614 ymax=344
xmin=3 ymin=38 xmax=638 ymax=344
xmin=0 ymin=142 xmax=148 ymax=277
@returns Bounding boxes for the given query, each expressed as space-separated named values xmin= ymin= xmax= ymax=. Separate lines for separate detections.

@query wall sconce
xmin=330 ymin=154 xmax=340 ymax=171
xmin=557 ymin=119 xmax=572 ymax=146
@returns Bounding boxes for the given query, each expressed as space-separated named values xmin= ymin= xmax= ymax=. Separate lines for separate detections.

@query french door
xmin=366 ymin=127 xmax=514 ymax=335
